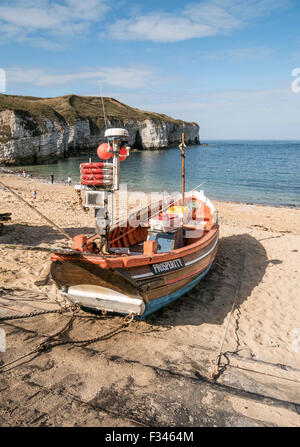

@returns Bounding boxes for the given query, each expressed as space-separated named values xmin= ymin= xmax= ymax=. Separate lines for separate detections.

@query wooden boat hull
xmin=51 ymin=224 xmax=219 ymax=319
xmin=137 ymin=262 xmax=213 ymax=319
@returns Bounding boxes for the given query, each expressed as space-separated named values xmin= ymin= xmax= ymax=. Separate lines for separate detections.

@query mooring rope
xmin=0 ymin=179 xmax=73 ymax=241
xmin=0 ymin=310 xmax=134 ymax=372
xmin=0 ymin=244 xmax=78 ymax=254
xmin=211 ymin=255 xmax=246 ymax=380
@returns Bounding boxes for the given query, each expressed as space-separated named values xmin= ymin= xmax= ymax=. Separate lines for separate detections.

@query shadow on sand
xmin=146 ymin=233 xmax=282 ymax=327
xmin=1 ymin=228 xmax=282 ymax=330
xmin=0 ymin=223 xmax=95 ymax=246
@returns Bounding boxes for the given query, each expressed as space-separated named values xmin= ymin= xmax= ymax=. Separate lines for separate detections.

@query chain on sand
xmin=0 ymin=305 xmax=79 ymax=321
xmin=0 ymin=308 xmax=134 ymax=372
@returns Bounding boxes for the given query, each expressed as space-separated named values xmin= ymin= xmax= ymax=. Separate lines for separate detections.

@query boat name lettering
xmin=150 ymin=258 xmax=185 ymax=274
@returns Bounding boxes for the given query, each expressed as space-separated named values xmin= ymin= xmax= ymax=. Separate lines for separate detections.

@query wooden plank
xmin=50 ymin=259 xmax=140 ymax=298
xmin=144 ymin=249 xmax=217 ymax=301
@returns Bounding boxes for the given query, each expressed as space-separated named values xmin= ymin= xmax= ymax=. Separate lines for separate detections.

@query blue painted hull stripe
xmin=137 ymin=262 xmax=213 ymax=320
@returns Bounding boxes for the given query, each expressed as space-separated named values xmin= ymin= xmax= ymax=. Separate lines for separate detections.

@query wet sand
xmin=0 ymin=173 xmax=299 ymax=427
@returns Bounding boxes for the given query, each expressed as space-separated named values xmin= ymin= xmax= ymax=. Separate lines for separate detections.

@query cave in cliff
xmin=134 ymin=130 xmax=143 ymax=150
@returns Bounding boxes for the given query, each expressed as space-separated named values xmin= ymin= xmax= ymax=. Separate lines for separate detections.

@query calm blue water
xmin=12 ymin=140 xmax=300 ymax=207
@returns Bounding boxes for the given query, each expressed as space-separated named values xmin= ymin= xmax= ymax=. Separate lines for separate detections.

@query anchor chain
xmin=37 ymin=312 xmax=134 ymax=352
xmin=0 ymin=311 xmax=135 ymax=372
xmin=0 ymin=304 xmax=80 ymax=321
xmin=211 ymin=255 xmax=246 ymax=380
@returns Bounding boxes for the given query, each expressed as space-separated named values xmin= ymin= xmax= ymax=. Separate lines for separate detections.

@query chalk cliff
xmin=0 ymin=94 xmax=199 ymax=165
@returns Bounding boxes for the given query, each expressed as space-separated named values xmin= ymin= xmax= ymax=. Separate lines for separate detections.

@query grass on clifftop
xmin=0 ymin=94 xmax=197 ymax=130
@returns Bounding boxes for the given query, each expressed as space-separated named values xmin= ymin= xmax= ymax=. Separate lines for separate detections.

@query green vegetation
xmin=0 ymin=94 xmax=196 ymax=130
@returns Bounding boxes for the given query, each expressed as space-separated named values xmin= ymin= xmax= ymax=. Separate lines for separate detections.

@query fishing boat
xmin=50 ymin=128 xmax=219 ymax=319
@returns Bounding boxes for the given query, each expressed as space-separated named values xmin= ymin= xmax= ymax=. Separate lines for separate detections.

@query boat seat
xmin=110 ymin=245 xmax=144 ymax=256
xmin=147 ymin=228 xmax=183 ymax=253
xmin=110 ymin=247 xmax=130 ymax=255
xmin=128 ymin=242 xmax=144 ymax=253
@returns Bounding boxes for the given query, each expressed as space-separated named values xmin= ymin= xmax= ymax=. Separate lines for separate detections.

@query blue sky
xmin=1 ymin=0 xmax=300 ymax=139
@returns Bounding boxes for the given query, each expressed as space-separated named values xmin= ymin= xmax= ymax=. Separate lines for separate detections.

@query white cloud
xmin=183 ymin=1 xmax=241 ymax=31
xmin=221 ymin=0 xmax=288 ymax=20
xmin=139 ymin=84 xmax=300 ymax=139
xmin=106 ymin=14 xmax=216 ymax=43
xmin=6 ymin=66 xmax=160 ymax=89
xmin=0 ymin=0 xmax=289 ymax=46
xmin=106 ymin=0 xmax=288 ymax=43
xmin=0 ymin=0 xmax=109 ymax=47
xmin=88 ymin=83 xmax=300 ymax=139
xmin=228 ymin=47 xmax=276 ymax=59
xmin=202 ymin=47 xmax=276 ymax=60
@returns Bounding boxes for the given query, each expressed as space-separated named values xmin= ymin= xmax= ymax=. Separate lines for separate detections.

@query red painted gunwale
xmin=51 ymin=225 xmax=219 ymax=269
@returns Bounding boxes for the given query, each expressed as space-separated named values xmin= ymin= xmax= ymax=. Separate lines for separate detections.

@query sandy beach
xmin=0 ymin=173 xmax=299 ymax=427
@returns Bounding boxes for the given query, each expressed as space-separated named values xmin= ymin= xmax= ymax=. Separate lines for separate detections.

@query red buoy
xmin=81 ymin=169 xmax=104 ymax=175
xmin=119 ymin=147 xmax=127 ymax=162
xmin=97 ymin=143 xmax=112 ymax=160
xmin=80 ymin=162 xmax=106 ymax=168
xmin=81 ymin=174 xmax=106 ymax=180
xmin=81 ymin=179 xmax=111 ymax=186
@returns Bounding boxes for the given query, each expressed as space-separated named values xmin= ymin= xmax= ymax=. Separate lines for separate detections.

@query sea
xmin=8 ymin=140 xmax=300 ymax=208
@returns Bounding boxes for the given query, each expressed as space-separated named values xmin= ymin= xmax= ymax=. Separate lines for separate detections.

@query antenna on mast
xmin=99 ymin=81 xmax=108 ymax=130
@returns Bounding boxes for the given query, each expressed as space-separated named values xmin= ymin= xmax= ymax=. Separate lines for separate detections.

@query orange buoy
xmin=97 ymin=143 xmax=112 ymax=160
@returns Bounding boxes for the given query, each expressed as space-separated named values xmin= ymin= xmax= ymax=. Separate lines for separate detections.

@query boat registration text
xmin=150 ymin=258 xmax=185 ymax=274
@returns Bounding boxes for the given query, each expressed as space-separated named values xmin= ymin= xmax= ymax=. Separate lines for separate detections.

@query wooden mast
xmin=179 ymin=132 xmax=186 ymax=207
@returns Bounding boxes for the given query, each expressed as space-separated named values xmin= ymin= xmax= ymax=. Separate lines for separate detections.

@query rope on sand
xmin=211 ymin=255 xmax=246 ymax=380
xmin=0 ymin=179 xmax=73 ymax=241
xmin=0 ymin=244 xmax=78 ymax=254
xmin=0 ymin=309 xmax=134 ymax=373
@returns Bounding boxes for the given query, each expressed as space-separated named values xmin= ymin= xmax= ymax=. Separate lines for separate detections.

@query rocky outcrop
xmin=0 ymin=109 xmax=70 ymax=164
xmin=0 ymin=94 xmax=199 ymax=165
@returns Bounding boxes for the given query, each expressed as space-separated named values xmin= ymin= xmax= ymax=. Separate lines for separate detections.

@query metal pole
xmin=112 ymin=138 xmax=120 ymax=191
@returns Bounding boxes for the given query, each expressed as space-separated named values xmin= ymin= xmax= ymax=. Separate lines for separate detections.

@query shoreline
xmin=1 ymin=170 xmax=299 ymax=236
xmin=1 ymin=167 xmax=299 ymax=211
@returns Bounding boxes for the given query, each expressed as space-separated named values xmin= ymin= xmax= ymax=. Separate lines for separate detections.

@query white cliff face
xmin=140 ymin=119 xmax=169 ymax=148
xmin=0 ymin=110 xmax=70 ymax=164
xmin=0 ymin=110 xmax=199 ymax=165
xmin=68 ymin=119 xmax=93 ymax=150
